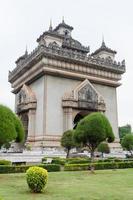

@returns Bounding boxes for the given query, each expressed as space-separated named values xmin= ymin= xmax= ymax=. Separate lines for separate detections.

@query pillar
xmin=63 ymin=108 xmax=73 ymax=132
xmin=27 ymin=109 xmax=36 ymax=142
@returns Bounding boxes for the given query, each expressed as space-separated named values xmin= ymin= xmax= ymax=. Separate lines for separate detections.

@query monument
xmin=8 ymin=19 xmax=125 ymax=151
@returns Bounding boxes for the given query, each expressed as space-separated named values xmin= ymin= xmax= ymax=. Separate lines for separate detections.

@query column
xmin=27 ymin=109 xmax=36 ymax=142
xmin=63 ymin=108 xmax=73 ymax=132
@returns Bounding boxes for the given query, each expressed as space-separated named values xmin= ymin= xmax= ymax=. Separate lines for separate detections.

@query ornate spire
xmin=62 ymin=16 xmax=65 ymax=23
xmin=91 ymin=36 xmax=117 ymax=56
xmin=49 ymin=19 xmax=53 ymax=31
xmin=25 ymin=45 xmax=28 ymax=56
xmin=101 ymin=35 xmax=106 ymax=47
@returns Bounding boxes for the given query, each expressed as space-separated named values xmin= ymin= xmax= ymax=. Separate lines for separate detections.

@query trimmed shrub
xmin=26 ymin=166 xmax=48 ymax=193
xmin=0 ymin=160 xmax=11 ymax=165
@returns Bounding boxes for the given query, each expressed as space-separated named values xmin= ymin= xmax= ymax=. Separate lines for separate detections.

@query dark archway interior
xmin=73 ymin=113 xmax=84 ymax=129
xmin=73 ymin=111 xmax=90 ymax=129
xmin=20 ymin=113 xmax=29 ymax=143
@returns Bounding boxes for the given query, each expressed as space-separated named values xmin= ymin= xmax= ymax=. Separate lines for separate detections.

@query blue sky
xmin=0 ymin=0 xmax=132 ymax=128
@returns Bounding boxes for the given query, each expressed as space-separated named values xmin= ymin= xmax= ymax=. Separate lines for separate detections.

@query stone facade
xmin=8 ymin=20 xmax=125 ymax=149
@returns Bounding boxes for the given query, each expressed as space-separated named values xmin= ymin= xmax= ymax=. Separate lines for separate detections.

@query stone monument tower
xmin=8 ymin=20 xmax=125 ymax=150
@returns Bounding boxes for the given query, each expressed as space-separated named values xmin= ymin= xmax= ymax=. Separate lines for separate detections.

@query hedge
xmin=41 ymin=164 xmax=61 ymax=172
xmin=0 ymin=164 xmax=60 ymax=174
xmin=1 ymin=162 xmax=133 ymax=173
xmin=0 ymin=160 xmax=11 ymax=165
xmin=0 ymin=165 xmax=30 ymax=174
xmin=97 ymin=158 xmax=133 ymax=163
xmin=64 ymin=162 xmax=133 ymax=171
xmin=65 ymin=163 xmax=89 ymax=171
xmin=42 ymin=157 xmax=133 ymax=166
xmin=42 ymin=157 xmax=92 ymax=165
xmin=51 ymin=158 xmax=66 ymax=165
xmin=116 ymin=162 xmax=133 ymax=169
xmin=42 ymin=157 xmax=66 ymax=165
xmin=66 ymin=158 xmax=91 ymax=164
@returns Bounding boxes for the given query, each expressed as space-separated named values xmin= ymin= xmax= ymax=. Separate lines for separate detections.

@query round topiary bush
xmin=26 ymin=166 xmax=48 ymax=193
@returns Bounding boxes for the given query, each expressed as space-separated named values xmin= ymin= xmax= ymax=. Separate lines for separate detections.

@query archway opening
xmin=20 ymin=113 xmax=29 ymax=143
xmin=73 ymin=111 xmax=90 ymax=129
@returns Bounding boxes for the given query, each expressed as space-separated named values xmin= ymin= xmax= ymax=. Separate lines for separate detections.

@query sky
xmin=0 ymin=0 xmax=132 ymax=128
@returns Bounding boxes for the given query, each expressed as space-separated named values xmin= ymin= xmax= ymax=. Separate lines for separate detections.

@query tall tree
xmin=61 ymin=130 xmax=75 ymax=158
xmin=121 ymin=134 xmax=133 ymax=155
xmin=74 ymin=112 xmax=114 ymax=161
xmin=0 ymin=105 xmax=24 ymax=149
xmin=119 ymin=124 xmax=132 ymax=141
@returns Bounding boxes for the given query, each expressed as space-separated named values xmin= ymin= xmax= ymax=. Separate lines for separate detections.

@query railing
xmin=9 ymin=45 xmax=126 ymax=81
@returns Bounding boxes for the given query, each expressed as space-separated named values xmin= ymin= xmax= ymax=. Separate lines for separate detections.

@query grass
xmin=0 ymin=169 xmax=133 ymax=199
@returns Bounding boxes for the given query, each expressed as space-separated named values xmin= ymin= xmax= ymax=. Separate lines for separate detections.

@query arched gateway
xmin=8 ymin=20 xmax=125 ymax=150
xmin=16 ymin=84 xmax=37 ymax=144
xmin=62 ymin=79 xmax=105 ymax=131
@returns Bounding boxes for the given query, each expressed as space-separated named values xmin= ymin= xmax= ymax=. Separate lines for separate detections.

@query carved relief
xmin=78 ymin=83 xmax=98 ymax=110
xmin=48 ymin=41 xmax=59 ymax=48
xmin=78 ymin=84 xmax=98 ymax=101
xmin=18 ymin=90 xmax=26 ymax=104
xmin=62 ymin=79 xmax=106 ymax=111
xmin=39 ymin=38 xmax=46 ymax=47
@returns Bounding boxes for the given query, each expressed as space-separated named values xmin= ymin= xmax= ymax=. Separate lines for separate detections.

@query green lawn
xmin=1 ymin=169 xmax=133 ymax=200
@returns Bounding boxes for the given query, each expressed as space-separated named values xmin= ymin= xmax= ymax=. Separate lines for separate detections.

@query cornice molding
xmin=11 ymin=62 xmax=121 ymax=94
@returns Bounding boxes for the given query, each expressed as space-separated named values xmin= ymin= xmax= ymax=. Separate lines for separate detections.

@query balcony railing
xmin=9 ymin=44 xmax=126 ymax=82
